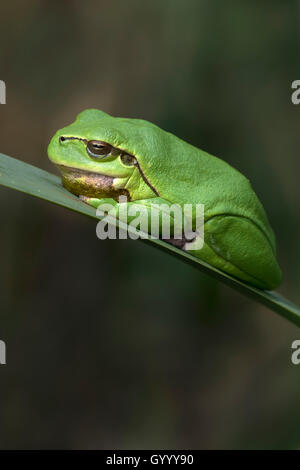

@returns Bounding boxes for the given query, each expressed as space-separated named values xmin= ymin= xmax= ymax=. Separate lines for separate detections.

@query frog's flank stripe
xmin=135 ymin=160 xmax=160 ymax=197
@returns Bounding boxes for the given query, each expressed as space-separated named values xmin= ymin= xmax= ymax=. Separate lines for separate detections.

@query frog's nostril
xmin=59 ymin=136 xmax=66 ymax=142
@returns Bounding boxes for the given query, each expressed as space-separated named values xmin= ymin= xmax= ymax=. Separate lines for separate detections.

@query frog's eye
xmin=86 ymin=140 xmax=112 ymax=159
xmin=120 ymin=153 xmax=137 ymax=166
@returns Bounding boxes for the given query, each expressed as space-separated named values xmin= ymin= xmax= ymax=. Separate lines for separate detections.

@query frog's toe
xmin=78 ymin=195 xmax=89 ymax=203
xmin=78 ymin=195 xmax=103 ymax=209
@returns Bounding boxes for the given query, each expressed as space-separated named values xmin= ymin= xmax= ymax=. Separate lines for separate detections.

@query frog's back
xmin=128 ymin=123 xmax=276 ymax=253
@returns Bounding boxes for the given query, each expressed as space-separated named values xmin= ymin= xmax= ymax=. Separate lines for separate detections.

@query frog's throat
xmin=57 ymin=164 xmax=130 ymax=201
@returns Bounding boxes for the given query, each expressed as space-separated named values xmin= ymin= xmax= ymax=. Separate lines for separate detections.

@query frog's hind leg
xmin=188 ymin=215 xmax=282 ymax=290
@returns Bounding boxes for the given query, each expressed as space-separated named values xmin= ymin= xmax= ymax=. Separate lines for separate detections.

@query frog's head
xmin=48 ymin=109 xmax=162 ymax=201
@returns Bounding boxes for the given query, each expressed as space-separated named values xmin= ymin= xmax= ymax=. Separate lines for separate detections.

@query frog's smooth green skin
xmin=48 ymin=109 xmax=282 ymax=290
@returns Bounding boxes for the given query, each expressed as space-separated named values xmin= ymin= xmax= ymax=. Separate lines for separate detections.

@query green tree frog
xmin=48 ymin=109 xmax=282 ymax=290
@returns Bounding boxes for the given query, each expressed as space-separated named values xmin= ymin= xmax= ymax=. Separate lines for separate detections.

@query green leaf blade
xmin=0 ymin=152 xmax=299 ymax=327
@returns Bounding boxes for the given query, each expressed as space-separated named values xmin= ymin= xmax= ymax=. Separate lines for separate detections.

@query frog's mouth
xmin=56 ymin=164 xmax=130 ymax=200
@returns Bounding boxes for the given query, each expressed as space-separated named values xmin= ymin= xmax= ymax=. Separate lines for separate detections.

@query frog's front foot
xmin=78 ymin=195 xmax=90 ymax=204
xmin=78 ymin=195 xmax=103 ymax=209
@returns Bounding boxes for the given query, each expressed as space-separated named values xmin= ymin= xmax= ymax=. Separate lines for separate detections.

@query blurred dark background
xmin=0 ymin=0 xmax=299 ymax=449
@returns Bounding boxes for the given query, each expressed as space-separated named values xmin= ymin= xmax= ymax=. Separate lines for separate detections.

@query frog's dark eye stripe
xmin=59 ymin=136 xmax=88 ymax=144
